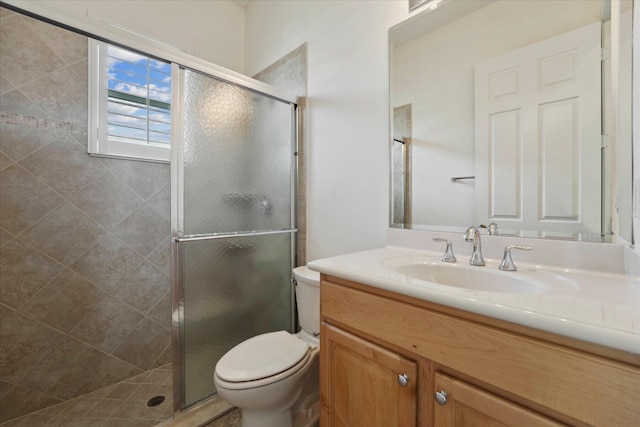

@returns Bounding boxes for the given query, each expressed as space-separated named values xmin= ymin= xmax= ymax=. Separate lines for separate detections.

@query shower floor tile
xmin=0 ymin=365 xmax=173 ymax=427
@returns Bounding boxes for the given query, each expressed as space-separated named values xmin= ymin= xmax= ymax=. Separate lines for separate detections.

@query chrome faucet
xmin=463 ymin=227 xmax=485 ymax=266
xmin=432 ymin=238 xmax=456 ymax=263
xmin=480 ymin=223 xmax=500 ymax=235
xmin=499 ymin=245 xmax=533 ymax=271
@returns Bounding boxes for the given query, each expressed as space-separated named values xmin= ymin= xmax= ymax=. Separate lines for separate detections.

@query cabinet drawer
xmin=321 ymin=279 xmax=640 ymax=426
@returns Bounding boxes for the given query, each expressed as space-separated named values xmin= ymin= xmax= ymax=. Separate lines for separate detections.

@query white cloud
xmin=149 ymin=112 xmax=171 ymax=123
xmin=108 ymin=102 xmax=144 ymax=116
xmin=113 ymin=82 xmax=171 ymax=103
xmin=108 ymin=46 xmax=147 ymax=65
xmin=109 ymin=114 xmax=142 ymax=125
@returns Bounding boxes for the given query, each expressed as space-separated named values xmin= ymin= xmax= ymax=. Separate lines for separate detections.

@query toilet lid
xmin=216 ymin=331 xmax=309 ymax=382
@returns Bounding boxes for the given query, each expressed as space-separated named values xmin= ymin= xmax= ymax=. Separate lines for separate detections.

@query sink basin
xmin=382 ymin=257 xmax=568 ymax=294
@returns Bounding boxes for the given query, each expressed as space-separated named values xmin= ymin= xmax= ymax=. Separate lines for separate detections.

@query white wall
xmin=634 ymin=0 xmax=640 ymax=251
xmin=37 ymin=0 xmax=246 ymax=73
xmin=392 ymin=1 xmax=601 ymax=228
xmin=244 ymin=1 xmax=409 ymax=261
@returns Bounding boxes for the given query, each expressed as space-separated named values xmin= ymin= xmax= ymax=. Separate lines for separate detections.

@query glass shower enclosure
xmin=171 ymin=67 xmax=298 ymax=410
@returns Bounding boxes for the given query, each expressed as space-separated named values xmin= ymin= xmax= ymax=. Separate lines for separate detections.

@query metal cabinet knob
xmin=434 ymin=390 xmax=448 ymax=406
xmin=397 ymin=373 xmax=409 ymax=387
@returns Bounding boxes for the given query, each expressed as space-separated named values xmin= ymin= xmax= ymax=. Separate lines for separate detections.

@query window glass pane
xmin=149 ymin=108 xmax=171 ymax=124
xmin=149 ymin=130 xmax=171 ymax=145
xmin=108 ymin=45 xmax=148 ymax=67
xmin=108 ymin=125 xmax=149 ymax=142
xmin=108 ymin=113 xmax=147 ymax=130
xmin=104 ymin=43 xmax=172 ymax=153
xmin=149 ymin=88 xmax=171 ymax=103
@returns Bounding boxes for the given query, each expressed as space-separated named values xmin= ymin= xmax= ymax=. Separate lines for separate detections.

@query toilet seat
xmin=215 ymin=331 xmax=311 ymax=389
xmin=215 ymin=350 xmax=312 ymax=390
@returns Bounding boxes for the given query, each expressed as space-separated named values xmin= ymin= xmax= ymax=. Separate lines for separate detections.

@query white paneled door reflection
xmin=475 ymin=21 xmax=601 ymax=234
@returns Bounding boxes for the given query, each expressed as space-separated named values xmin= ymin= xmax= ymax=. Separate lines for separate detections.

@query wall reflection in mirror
xmin=390 ymin=0 xmax=633 ymax=243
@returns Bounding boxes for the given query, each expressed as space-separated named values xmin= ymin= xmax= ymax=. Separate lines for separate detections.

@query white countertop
xmin=308 ymin=246 xmax=640 ymax=355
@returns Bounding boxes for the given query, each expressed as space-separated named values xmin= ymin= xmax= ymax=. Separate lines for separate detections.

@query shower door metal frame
xmin=170 ymin=64 xmax=299 ymax=414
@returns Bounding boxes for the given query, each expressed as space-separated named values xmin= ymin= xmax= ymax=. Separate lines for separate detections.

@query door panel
xmin=475 ymin=21 xmax=601 ymax=234
xmin=178 ymin=233 xmax=293 ymax=406
xmin=173 ymin=67 xmax=296 ymax=409
xmin=321 ymin=324 xmax=417 ymax=427
xmin=180 ymin=70 xmax=294 ymax=236
xmin=434 ymin=373 xmax=565 ymax=427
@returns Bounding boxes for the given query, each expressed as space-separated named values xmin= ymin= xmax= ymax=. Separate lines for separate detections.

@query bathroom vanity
xmin=310 ymin=247 xmax=640 ymax=427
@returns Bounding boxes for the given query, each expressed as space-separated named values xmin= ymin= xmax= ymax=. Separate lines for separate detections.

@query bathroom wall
xmin=633 ymin=1 xmax=640 ymax=254
xmin=244 ymin=0 xmax=639 ymax=260
xmin=34 ymin=0 xmax=246 ymax=73
xmin=253 ymin=44 xmax=308 ymax=265
xmin=0 ymin=8 xmax=171 ymax=422
xmin=245 ymin=0 xmax=407 ymax=260
xmin=5 ymin=0 xmax=638 ymax=263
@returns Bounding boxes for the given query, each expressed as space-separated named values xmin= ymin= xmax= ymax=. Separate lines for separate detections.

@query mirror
xmin=390 ymin=0 xmax=633 ymax=243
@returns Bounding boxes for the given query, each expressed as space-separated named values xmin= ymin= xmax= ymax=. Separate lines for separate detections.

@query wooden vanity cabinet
xmin=321 ymin=325 xmax=417 ymax=426
xmin=319 ymin=274 xmax=640 ymax=427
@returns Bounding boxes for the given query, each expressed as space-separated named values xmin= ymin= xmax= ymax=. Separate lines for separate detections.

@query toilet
xmin=214 ymin=266 xmax=320 ymax=427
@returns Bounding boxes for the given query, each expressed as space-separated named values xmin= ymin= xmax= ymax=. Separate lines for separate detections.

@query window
xmin=88 ymin=40 xmax=172 ymax=162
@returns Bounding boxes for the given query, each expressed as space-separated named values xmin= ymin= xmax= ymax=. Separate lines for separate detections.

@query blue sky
xmin=106 ymin=45 xmax=172 ymax=145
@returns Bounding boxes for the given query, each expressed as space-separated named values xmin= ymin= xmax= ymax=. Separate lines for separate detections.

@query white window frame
xmin=88 ymin=40 xmax=171 ymax=163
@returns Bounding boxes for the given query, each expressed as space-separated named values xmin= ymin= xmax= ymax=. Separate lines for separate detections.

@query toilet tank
xmin=292 ymin=266 xmax=320 ymax=335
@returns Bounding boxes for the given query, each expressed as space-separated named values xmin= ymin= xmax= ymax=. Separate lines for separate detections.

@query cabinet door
xmin=321 ymin=323 xmax=417 ymax=427
xmin=433 ymin=373 xmax=565 ymax=427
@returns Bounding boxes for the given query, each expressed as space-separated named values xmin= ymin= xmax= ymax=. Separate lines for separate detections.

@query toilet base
xmin=241 ymin=407 xmax=293 ymax=427
xmin=291 ymin=400 xmax=320 ymax=427
xmin=237 ymin=399 xmax=319 ymax=427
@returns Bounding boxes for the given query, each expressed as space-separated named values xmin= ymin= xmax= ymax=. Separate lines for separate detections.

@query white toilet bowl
xmin=213 ymin=266 xmax=320 ymax=427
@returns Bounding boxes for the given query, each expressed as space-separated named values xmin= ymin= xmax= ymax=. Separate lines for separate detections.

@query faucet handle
xmin=479 ymin=223 xmax=500 ymax=235
xmin=432 ymin=238 xmax=456 ymax=263
xmin=499 ymin=245 xmax=533 ymax=271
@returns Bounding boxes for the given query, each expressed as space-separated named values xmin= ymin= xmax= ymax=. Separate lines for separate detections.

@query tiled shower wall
xmin=0 ymin=7 xmax=171 ymax=423
xmin=253 ymin=44 xmax=307 ymax=265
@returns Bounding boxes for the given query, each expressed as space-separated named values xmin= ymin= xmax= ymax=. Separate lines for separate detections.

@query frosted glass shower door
xmin=172 ymin=68 xmax=297 ymax=409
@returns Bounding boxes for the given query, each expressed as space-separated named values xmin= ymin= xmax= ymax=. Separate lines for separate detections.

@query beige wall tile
xmin=0 ymin=164 xmax=63 ymax=235
xmin=0 ymin=89 xmax=47 ymax=117
xmin=20 ymin=202 xmax=107 ymax=265
xmin=114 ymin=261 xmax=170 ymax=314
xmin=0 ymin=10 xmax=173 ymax=420
xmin=148 ymin=290 xmax=172 ymax=329
xmin=0 ymin=311 xmax=65 ymax=383
xmin=19 ymin=269 xmax=104 ymax=333
xmin=0 ymin=380 xmax=12 ymax=399
xmin=19 ymin=66 xmax=88 ymax=125
xmin=19 ymin=133 xmax=108 ymax=198
xmin=0 ymin=239 xmax=64 ymax=308
xmin=69 ymin=293 xmax=144 ymax=353
xmin=0 ymin=14 xmax=66 ymax=87
xmin=100 ymin=158 xmax=170 ymax=200
xmin=113 ymin=318 xmax=170 ymax=371
xmin=77 ymin=356 xmax=143 ymax=396
xmin=113 ymin=205 xmax=170 ymax=257
xmin=0 ymin=384 xmax=62 ymax=424
xmin=0 ymin=75 xmax=14 ymax=94
xmin=70 ymin=234 xmax=144 ymax=294
xmin=0 ymin=123 xmax=65 ymax=162
xmin=147 ymin=238 xmax=171 ymax=276
xmin=69 ymin=173 xmax=145 ymax=231
xmin=147 ymin=183 xmax=171 ymax=221
xmin=0 ymin=152 xmax=15 ymax=172
xmin=20 ymin=336 xmax=108 ymax=400
xmin=23 ymin=15 xmax=87 ymax=65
